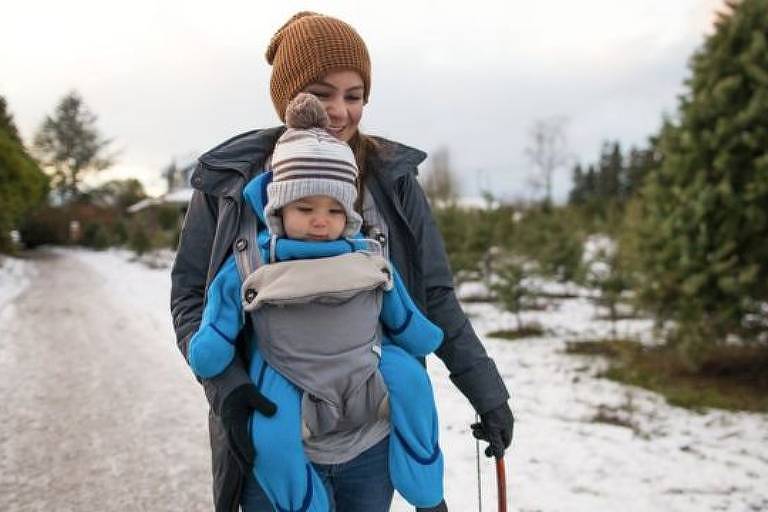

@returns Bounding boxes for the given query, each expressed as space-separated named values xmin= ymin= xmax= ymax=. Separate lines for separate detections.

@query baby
xmin=188 ymin=93 xmax=447 ymax=511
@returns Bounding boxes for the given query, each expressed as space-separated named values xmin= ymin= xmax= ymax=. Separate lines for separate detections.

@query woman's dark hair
xmin=349 ymin=131 xmax=380 ymax=213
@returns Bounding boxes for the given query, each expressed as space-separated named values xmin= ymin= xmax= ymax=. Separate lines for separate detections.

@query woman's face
xmin=302 ymin=70 xmax=365 ymax=142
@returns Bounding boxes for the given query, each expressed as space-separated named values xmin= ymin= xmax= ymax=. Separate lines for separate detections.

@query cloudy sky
xmin=2 ymin=0 xmax=723 ymax=200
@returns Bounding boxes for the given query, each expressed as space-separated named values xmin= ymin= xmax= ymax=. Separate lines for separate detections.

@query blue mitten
xmin=188 ymin=255 xmax=244 ymax=378
xmin=380 ymin=266 xmax=443 ymax=357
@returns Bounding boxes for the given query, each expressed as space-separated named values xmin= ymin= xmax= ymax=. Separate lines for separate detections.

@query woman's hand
xmin=470 ymin=403 xmax=515 ymax=459
xmin=220 ymin=383 xmax=278 ymax=471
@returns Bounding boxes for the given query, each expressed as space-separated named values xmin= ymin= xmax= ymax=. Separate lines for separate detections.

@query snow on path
xmin=0 ymin=248 xmax=211 ymax=511
xmin=1 ymin=248 xmax=767 ymax=511
xmin=0 ymin=255 xmax=36 ymax=317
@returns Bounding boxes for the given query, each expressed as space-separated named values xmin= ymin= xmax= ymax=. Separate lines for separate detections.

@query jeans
xmin=240 ymin=436 xmax=394 ymax=512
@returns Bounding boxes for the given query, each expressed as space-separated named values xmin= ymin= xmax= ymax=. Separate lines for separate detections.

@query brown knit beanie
xmin=266 ymin=11 xmax=371 ymax=121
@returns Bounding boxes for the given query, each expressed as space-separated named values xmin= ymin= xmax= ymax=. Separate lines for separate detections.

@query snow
xmin=66 ymin=247 xmax=177 ymax=343
xmin=582 ymin=234 xmax=617 ymax=282
xmin=0 ymin=255 xmax=35 ymax=319
xmin=1 ymin=248 xmax=767 ymax=511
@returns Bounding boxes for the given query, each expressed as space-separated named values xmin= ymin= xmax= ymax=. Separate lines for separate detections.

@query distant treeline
xmin=568 ymin=141 xmax=659 ymax=212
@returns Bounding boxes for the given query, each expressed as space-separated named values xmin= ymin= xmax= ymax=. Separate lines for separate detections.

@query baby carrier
xmin=189 ymin=171 xmax=446 ymax=511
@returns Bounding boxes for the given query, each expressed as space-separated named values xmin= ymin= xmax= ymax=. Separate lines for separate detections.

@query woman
xmin=170 ymin=11 xmax=514 ymax=512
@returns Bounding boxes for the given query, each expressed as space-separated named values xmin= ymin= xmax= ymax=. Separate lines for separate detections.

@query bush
xmin=111 ymin=220 xmax=129 ymax=245
xmin=490 ymin=254 xmax=536 ymax=330
xmin=128 ymin=223 xmax=152 ymax=256
xmin=156 ymin=205 xmax=180 ymax=231
xmin=433 ymin=205 xmax=518 ymax=282
xmin=510 ymin=206 xmax=585 ymax=282
xmin=81 ymin=222 xmax=110 ymax=250
xmin=18 ymin=207 xmax=69 ymax=248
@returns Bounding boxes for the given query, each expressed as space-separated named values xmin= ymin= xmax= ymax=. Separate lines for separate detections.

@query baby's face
xmin=282 ymin=195 xmax=347 ymax=241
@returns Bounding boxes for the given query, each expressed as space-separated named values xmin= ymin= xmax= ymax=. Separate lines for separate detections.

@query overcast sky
xmin=2 ymin=0 xmax=723 ymax=200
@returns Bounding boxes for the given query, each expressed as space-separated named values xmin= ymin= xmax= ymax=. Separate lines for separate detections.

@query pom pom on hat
xmin=285 ymin=93 xmax=329 ymax=130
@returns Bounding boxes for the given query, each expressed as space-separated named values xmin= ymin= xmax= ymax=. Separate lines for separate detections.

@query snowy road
xmin=0 ymin=249 xmax=212 ymax=511
xmin=1 ymin=249 xmax=767 ymax=511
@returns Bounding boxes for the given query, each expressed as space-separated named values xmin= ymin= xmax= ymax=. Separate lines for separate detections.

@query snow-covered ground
xmin=0 ymin=254 xmax=36 ymax=318
xmin=1 ymin=249 xmax=767 ymax=511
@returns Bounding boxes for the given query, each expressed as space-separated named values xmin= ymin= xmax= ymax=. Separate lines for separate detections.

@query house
xmin=127 ymin=161 xmax=196 ymax=214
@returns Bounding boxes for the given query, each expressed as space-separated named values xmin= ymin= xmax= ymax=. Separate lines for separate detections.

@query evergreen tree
xmin=624 ymin=147 xmax=649 ymax=199
xmin=491 ymin=257 xmax=534 ymax=331
xmin=33 ymin=91 xmax=114 ymax=202
xmin=585 ymin=240 xmax=630 ymax=338
xmin=0 ymin=98 xmax=49 ymax=252
xmin=584 ymin=165 xmax=597 ymax=200
xmin=596 ymin=141 xmax=623 ymax=201
xmin=632 ymin=0 xmax=768 ymax=360
xmin=609 ymin=142 xmax=624 ymax=199
xmin=0 ymin=96 xmax=22 ymax=145
xmin=568 ymin=163 xmax=585 ymax=205
xmin=569 ymin=139 xmax=660 ymax=210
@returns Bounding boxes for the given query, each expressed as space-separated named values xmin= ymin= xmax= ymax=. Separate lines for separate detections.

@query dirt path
xmin=0 ymin=250 xmax=212 ymax=511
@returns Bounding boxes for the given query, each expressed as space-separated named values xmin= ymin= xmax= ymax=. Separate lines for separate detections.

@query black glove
xmin=416 ymin=499 xmax=448 ymax=511
xmin=471 ymin=402 xmax=514 ymax=459
xmin=220 ymin=383 xmax=277 ymax=472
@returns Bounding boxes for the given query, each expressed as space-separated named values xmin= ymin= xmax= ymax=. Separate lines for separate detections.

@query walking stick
xmin=495 ymin=455 xmax=507 ymax=512
xmin=475 ymin=414 xmax=483 ymax=512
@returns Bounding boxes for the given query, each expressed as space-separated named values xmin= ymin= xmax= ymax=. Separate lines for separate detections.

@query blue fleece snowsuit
xmin=188 ymin=172 xmax=445 ymax=510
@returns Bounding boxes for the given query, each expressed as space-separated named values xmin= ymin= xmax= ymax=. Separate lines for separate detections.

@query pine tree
xmin=33 ymin=91 xmax=114 ymax=202
xmin=490 ymin=256 xmax=534 ymax=332
xmin=624 ymin=145 xmax=658 ymax=200
xmin=584 ymin=165 xmax=597 ymax=200
xmin=632 ymin=0 xmax=768 ymax=360
xmin=0 ymin=97 xmax=48 ymax=252
xmin=568 ymin=163 xmax=585 ymax=205
xmin=596 ymin=141 xmax=623 ymax=202
xmin=585 ymin=240 xmax=630 ymax=339
xmin=0 ymin=96 xmax=22 ymax=145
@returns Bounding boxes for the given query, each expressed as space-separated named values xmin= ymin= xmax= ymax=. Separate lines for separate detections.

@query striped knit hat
xmin=265 ymin=93 xmax=362 ymax=237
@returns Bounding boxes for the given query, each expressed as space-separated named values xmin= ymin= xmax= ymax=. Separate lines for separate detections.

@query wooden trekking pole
xmin=495 ymin=455 xmax=507 ymax=512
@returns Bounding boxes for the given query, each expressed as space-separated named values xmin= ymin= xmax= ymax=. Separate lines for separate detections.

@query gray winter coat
xmin=170 ymin=126 xmax=510 ymax=511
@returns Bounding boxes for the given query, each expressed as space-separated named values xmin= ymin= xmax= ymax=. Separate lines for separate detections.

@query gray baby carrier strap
xmin=231 ymin=186 xmax=393 ymax=437
xmin=232 ymin=200 xmax=262 ymax=279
